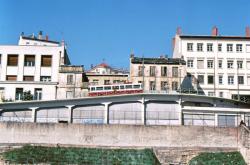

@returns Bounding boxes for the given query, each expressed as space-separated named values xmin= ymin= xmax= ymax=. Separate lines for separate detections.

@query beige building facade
xmin=86 ymin=63 xmax=129 ymax=86
xmin=130 ymin=55 xmax=187 ymax=92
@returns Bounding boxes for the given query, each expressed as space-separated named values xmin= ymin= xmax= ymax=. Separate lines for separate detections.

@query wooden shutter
xmin=7 ymin=55 xmax=18 ymax=66
xmin=6 ymin=75 xmax=17 ymax=81
xmin=23 ymin=76 xmax=34 ymax=81
xmin=41 ymin=55 xmax=52 ymax=66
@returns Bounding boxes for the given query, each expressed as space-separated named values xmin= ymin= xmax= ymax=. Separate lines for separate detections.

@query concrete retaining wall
xmin=0 ymin=122 xmax=239 ymax=148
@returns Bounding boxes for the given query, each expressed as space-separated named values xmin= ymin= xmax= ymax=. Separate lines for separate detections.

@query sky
xmin=0 ymin=0 xmax=250 ymax=70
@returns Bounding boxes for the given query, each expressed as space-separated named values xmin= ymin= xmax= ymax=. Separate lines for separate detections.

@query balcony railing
xmin=59 ymin=65 xmax=83 ymax=73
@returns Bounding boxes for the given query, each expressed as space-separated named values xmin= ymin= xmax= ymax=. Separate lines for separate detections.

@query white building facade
xmin=173 ymin=27 xmax=250 ymax=102
xmin=0 ymin=32 xmax=82 ymax=101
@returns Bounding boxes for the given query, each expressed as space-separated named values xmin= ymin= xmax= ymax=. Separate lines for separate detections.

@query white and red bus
xmin=88 ymin=83 xmax=143 ymax=96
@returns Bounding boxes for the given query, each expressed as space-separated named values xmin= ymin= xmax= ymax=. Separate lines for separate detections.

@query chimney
xmin=246 ymin=26 xmax=250 ymax=37
xmin=130 ymin=53 xmax=134 ymax=58
xmin=21 ymin=32 xmax=24 ymax=36
xmin=176 ymin=27 xmax=182 ymax=35
xmin=212 ymin=26 xmax=218 ymax=36
xmin=61 ymin=40 xmax=65 ymax=46
xmin=38 ymin=31 xmax=43 ymax=39
xmin=45 ymin=35 xmax=49 ymax=41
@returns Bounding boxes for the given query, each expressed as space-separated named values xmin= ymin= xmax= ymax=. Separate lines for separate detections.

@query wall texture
xmin=0 ymin=122 xmax=239 ymax=148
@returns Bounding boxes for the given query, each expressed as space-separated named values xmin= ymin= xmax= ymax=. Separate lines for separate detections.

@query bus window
xmin=113 ymin=86 xmax=119 ymax=90
xmin=125 ymin=85 xmax=132 ymax=89
xmin=96 ymin=87 xmax=103 ymax=91
xmin=104 ymin=86 xmax=111 ymax=90
xmin=120 ymin=85 xmax=125 ymax=89
xmin=133 ymin=85 xmax=140 ymax=89
xmin=91 ymin=87 xmax=95 ymax=91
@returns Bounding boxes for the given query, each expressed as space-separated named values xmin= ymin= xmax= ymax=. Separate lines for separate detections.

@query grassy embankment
xmin=189 ymin=151 xmax=246 ymax=165
xmin=1 ymin=145 xmax=160 ymax=165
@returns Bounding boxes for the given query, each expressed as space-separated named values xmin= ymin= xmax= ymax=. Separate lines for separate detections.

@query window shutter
xmin=7 ymin=55 xmax=18 ymax=66
xmin=41 ymin=55 xmax=52 ymax=66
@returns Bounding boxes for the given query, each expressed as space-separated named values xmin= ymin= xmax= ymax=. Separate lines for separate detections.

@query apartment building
xmin=86 ymin=62 xmax=129 ymax=85
xmin=0 ymin=31 xmax=84 ymax=101
xmin=173 ymin=27 xmax=250 ymax=102
xmin=130 ymin=54 xmax=186 ymax=92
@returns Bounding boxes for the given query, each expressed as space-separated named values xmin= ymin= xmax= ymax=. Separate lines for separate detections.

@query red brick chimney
xmin=212 ymin=26 xmax=218 ymax=36
xmin=176 ymin=27 xmax=182 ymax=35
xmin=246 ymin=26 xmax=250 ymax=37
xmin=45 ymin=35 xmax=49 ymax=41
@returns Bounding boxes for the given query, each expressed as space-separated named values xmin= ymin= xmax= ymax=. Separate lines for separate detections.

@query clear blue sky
xmin=0 ymin=0 xmax=250 ymax=70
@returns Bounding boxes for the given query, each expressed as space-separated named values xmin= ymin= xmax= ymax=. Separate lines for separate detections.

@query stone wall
xmin=0 ymin=122 xmax=238 ymax=148
xmin=239 ymin=125 xmax=250 ymax=164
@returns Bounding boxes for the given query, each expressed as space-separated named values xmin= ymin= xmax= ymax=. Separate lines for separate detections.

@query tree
xmin=23 ymin=90 xmax=33 ymax=101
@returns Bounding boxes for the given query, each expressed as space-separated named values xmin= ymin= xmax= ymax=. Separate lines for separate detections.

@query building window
xmin=227 ymin=44 xmax=233 ymax=52
xmin=24 ymin=55 xmax=35 ymax=66
xmin=247 ymin=61 xmax=250 ymax=69
xmin=172 ymin=67 xmax=178 ymax=77
xmin=40 ymin=76 xmax=51 ymax=82
xmin=228 ymin=76 xmax=234 ymax=85
xmin=15 ymin=88 xmax=23 ymax=100
xmin=218 ymin=115 xmax=236 ymax=127
xmin=227 ymin=60 xmax=234 ymax=69
xmin=207 ymin=60 xmax=213 ymax=68
xmin=236 ymin=44 xmax=242 ymax=52
xmin=92 ymin=79 xmax=99 ymax=85
xmin=187 ymin=43 xmax=193 ymax=51
xmin=197 ymin=43 xmax=203 ymax=51
xmin=66 ymin=91 xmax=73 ymax=99
xmin=34 ymin=88 xmax=42 ymax=100
xmin=161 ymin=66 xmax=167 ymax=77
xmin=7 ymin=54 xmax=18 ymax=66
xmin=207 ymin=75 xmax=214 ymax=84
xmin=218 ymin=43 xmax=222 ymax=52
xmin=104 ymin=80 xmax=110 ymax=85
xmin=6 ymin=75 xmax=17 ymax=81
xmin=172 ymin=81 xmax=178 ymax=90
xmin=218 ymin=60 xmax=223 ymax=68
xmin=41 ymin=55 xmax=52 ymax=67
xmin=208 ymin=92 xmax=214 ymax=96
xmin=219 ymin=75 xmax=223 ymax=85
xmin=219 ymin=92 xmax=223 ymax=97
xmin=207 ymin=43 xmax=213 ymax=52
xmin=197 ymin=60 xmax=204 ymax=69
xmin=23 ymin=76 xmax=34 ymax=81
xmin=197 ymin=75 xmax=204 ymax=84
xmin=237 ymin=61 xmax=243 ymax=69
xmin=138 ymin=66 xmax=143 ymax=76
xmin=238 ymin=76 xmax=244 ymax=84
xmin=67 ymin=75 xmax=74 ymax=84
xmin=161 ymin=81 xmax=168 ymax=90
xmin=113 ymin=80 xmax=120 ymax=84
xmin=149 ymin=66 xmax=156 ymax=77
xmin=187 ymin=60 xmax=193 ymax=68
xmin=149 ymin=81 xmax=156 ymax=90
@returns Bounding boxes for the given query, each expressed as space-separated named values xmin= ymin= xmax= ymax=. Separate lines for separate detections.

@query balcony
xmin=59 ymin=65 xmax=84 ymax=73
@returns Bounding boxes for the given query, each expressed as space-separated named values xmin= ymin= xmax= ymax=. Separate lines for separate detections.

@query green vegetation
xmin=189 ymin=151 xmax=246 ymax=165
xmin=1 ymin=145 xmax=160 ymax=165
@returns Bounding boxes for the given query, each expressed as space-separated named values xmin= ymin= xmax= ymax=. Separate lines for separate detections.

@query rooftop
xmin=180 ymin=35 xmax=250 ymax=40
xmin=21 ymin=36 xmax=60 ymax=44
xmin=131 ymin=56 xmax=186 ymax=65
